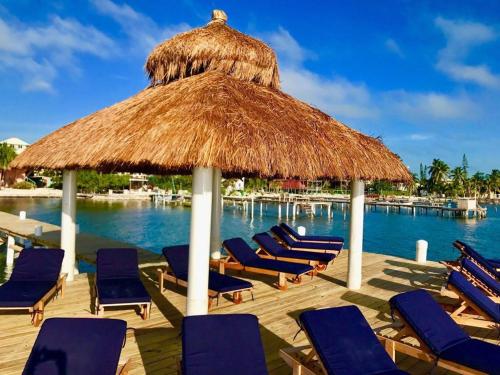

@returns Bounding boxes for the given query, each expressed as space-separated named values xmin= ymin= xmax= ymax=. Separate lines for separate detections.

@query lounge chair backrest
xmin=23 ymin=317 xmax=126 ymax=375
xmin=389 ymin=289 xmax=469 ymax=355
xmin=162 ymin=245 xmax=189 ymax=277
xmin=270 ymin=225 xmax=294 ymax=246
xmin=280 ymin=223 xmax=300 ymax=238
xmin=461 ymin=258 xmax=499 ymax=295
xmin=300 ymin=305 xmax=401 ymax=375
xmin=223 ymin=238 xmax=260 ymax=265
xmin=182 ymin=314 xmax=268 ymax=375
xmin=96 ymin=248 xmax=139 ymax=280
xmin=457 ymin=241 xmax=498 ymax=277
xmin=448 ymin=271 xmax=499 ymax=321
xmin=11 ymin=248 xmax=64 ymax=282
xmin=252 ymin=232 xmax=285 ymax=256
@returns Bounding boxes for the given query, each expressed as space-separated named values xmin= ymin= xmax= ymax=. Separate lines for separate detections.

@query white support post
xmin=278 ymin=204 xmax=282 ymax=219
xmin=6 ymin=235 xmax=15 ymax=267
xmin=187 ymin=167 xmax=213 ymax=316
xmin=210 ymin=168 xmax=222 ymax=260
xmin=347 ymin=179 xmax=365 ymax=290
xmin=60 ymin=170 xmax=77 ymax=281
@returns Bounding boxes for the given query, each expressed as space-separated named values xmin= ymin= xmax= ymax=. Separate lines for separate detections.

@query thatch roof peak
xmin=145 ymin=10 xmax=280 ymax=88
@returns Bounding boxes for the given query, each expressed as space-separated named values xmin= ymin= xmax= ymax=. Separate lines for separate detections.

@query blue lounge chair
xmin=159 ymin=245 xmax=253 ymax=308
xmin=446 ymin=270 xmax=499 ymax=329
xmin=182 ymin=314 xmax=268 ymax=375
xmin=271 ymin=225 xmax=342 ymax=254
xmin=23 ymin=317 xmax=129 ymax=375
xmin=222 ymin=238 xmax=314 ymax=290
xmin=95 ymin=248 xmax=151 ymax=319
xmin=460 ymin=258 xmax=499 ymax=297
xmin=280 ymin=222 xmax=344 ymax=245
xmin=388 ymin=289 xmax=500 ymax=375
xmin=253 ymin=232 xmax=335 ymax=271
xmin=0 ymin=248 xmax=65 ymax=326
xmin=281 ymin=305 xmax=409 ymax=375
xmin=454 ymin=240 xmax=499 ymax=278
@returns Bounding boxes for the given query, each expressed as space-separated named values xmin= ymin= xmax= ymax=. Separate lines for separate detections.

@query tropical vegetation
xmin=0 ymin=143 xmax=17 ymax=185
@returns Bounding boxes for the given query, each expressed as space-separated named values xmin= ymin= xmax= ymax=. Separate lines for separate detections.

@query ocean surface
xmin=0 ymin=198 xmax=498 ymax=276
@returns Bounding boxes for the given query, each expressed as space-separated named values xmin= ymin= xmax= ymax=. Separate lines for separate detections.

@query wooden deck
xmin=0 ymin=251 xmax=498 ymax=374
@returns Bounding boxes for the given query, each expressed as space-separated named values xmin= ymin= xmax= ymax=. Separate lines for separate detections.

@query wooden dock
xmin=0 ymin=249 xmax=497 ymax=374
xmin=0 ymin=211 xmax=163 ymax=267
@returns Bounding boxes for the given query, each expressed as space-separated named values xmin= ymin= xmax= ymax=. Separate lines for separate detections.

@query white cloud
xmin=0 ymin=15 xmax=116 ymax=92
xmin=435 ymin=17 xmax=500 ymax=87
xmin=281 ymin=66 xmax=378 ymax=119
xmin=383 ymin=90 xmax=477 ymax=121
xmin=409 ymin=133 xmax=432 ymax=141
xmin=91 ymin=0 xmax=190 ymax=53
xmin=385 ymin=38 xmax=404 ymax=58
xmin=262 ymin=27 xmax=314 ymax=66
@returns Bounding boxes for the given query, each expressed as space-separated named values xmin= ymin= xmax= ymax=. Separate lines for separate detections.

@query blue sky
xmin=0 ymin=0 xmax=499 ymax=174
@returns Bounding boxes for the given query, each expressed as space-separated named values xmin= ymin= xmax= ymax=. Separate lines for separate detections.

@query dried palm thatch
xmin=11 ymin=10 xmax=411 ymax=182
xmin=146 ymin=10 xmax=280 ymax=89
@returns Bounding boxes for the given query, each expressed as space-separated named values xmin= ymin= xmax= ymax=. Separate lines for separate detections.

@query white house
xmin=1 ymin=137 xmax=30 ymax=154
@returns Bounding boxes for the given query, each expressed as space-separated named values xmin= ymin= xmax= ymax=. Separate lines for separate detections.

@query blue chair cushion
xmin=462 ymin=258 xmax=500 ymax=296
xmin=11 ymin=249 xmax=64 ymax=282
xmin=440 ymin=338 xmax=500 ymax=375
xmin=271 ymin=226 xmax=342 ymax=251
xmin=182 ymin=314 xmax=268 ymax=375
xmin=253 ymin=233 xmax=335 ymax=263
xmin=22 ymin=317 xmax=126 ymax=375
xmin=162 ymin=245 xmax=252 ymax=293
xmin=97 ymin=278 xmax=151 ymax=305
xmin=96 ymin=248 xmax=139 ymax=280
xmin=0 ymin=281 xmax=57 ymax=308
xmin=223 ymin=238 xmax=261 ymax=265
xmin=389 ymin=290 xmax=469 ymax=355
xmin=281 ymin=223 xmax=344 ymax=243
xmin=448 ymin=271 xmax=499 ymax=322
xmin=162 ymin=245 xmax=190 ymax=279
xmin=300 ymin=306 xmax=408 ymax=375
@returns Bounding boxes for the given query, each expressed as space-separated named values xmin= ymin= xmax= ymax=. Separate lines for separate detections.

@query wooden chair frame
xmin=440 ymin=261 xmax=499 ymax=298
xmin=217 ymin=246 xmax=313 ymax=291
xmin=453 ymin=241 xmax=500 ymax=275
xmin=0 ymin=273 xmax=67 ymax=327
xmin=94 ymin=283 xmax=151 ymax=320
xmin=379 ymin=310 xmax=488 ymax=375
xmin=117 ymin=358 xmax=132 ymax=374
xmin=445 ymin=283 xmax=499 ymax=330
xmin=156 ymin=266 xmax=253 ymax=310
xmin=279 ymin=328 xmax=329 ymax=375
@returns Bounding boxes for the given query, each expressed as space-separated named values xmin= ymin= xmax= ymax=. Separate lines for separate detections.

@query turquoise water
xmin=0 ymin=198 xmax=498 ymax=265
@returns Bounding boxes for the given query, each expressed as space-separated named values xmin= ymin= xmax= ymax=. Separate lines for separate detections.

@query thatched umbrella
xmin=12 ymin=10 xmax=411 ymax=315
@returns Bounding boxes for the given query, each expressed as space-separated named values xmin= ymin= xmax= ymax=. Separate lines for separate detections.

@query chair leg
xmin=277 ymin=273 xmax=288 ymax=291
xmin=233 ymin=291 xmax=242 ymax=304
xmin=158 ymin=270 xmax=164 ymax=292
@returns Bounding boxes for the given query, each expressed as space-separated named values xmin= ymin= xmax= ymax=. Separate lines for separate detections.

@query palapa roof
xmin=11 ymin=10 xmax=411 ymax=182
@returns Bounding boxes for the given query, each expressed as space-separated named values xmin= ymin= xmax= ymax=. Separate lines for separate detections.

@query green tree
xmin=0 ymin=143 xmax=17 ymax=186
xmin=450 ymin=167 xmax=466 ymax=197
xmin=428 ymin=159 xmax=450 ymax=194
xmin=470 ymin=172 xmax=485 ymax=197
xmin=461 ymin=154 xmax=469 ymax=178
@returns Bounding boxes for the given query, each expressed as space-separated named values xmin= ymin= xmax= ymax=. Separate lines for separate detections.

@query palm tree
xmin=450 ymin=167 xmax=466 ymax=197
xmin=0 ymin=143 xmax=17 ymax=186
xmin=470 ymin=172 xmax=485 ymax=197
xmin=428 ymin=159 xmax=450 ymax=194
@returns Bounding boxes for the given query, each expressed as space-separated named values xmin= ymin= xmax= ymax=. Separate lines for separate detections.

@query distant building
xmin=1 ymin=137 xmax=30 ymax=187
xmin=1 ymin=137 xmax=30 ymax=154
